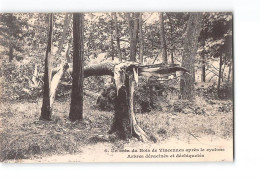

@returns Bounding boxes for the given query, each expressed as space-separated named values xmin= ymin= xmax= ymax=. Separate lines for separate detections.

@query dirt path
xmin=13 ymin=136 xmax=233 ymax=163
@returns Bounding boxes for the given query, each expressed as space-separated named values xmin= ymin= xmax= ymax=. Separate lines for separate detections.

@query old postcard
xmin=0 ymin=12 xmax=233 ymax=163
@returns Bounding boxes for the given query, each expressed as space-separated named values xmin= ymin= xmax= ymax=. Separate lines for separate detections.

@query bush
xmin=96 ymin=79 xmax=172 ymax=113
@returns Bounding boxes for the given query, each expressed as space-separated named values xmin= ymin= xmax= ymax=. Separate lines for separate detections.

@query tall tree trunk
xmin=217 ymin=54 xmax=223 ymax=98
xmin=9 ymin=45 xmax=13 ymax=62
xmin=127 ymin=13 xmax=139 ymax=61
xmin=201 ymin=58 xmax=206 ymax=82
xmin=159 ymin=13 xmax=167 ymax=64
xmin=113 ymin=13 xmax=122 ymax=61
xmin=69 ymin=13 xmax=84 ymax=121
xmin=110 ymin=16 xmax=115 ymax=60
xmin=166 ymin=13 xmax=176 ymax=76
xmin=180 ymin=13 xmax=202 ymax=100
xmin=139 ymin=13 xmax=144 ymax=64
xmin=40 ymin=13 xmax=53 ymax=121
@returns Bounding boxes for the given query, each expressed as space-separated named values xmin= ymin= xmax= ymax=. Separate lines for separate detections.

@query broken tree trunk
xmin=52 ymin=61 xmax=188 ymax=141
xmin=40 ymin=13 xmax=72 ymax=121
xmin=40 ymin=13 xmax=53 ymax=121
xmin=109 ymin=71 xmax=148 ymax=141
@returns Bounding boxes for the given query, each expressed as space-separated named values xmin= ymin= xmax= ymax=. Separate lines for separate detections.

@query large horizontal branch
xmin=52 ymin=62 xmax=189 ymax=78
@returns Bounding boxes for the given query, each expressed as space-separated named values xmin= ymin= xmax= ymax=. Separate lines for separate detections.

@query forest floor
xmin=0 ymin=91 xmax=233 ymax=163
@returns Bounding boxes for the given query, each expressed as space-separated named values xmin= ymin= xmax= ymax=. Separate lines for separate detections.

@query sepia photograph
xmin=0 ymin=12 xmax=233 ymax=163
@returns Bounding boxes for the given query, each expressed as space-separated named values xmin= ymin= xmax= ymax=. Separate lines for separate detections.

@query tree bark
xmin=217 ymin=54 xmax=223 ymax=98
xmin=139 ymin=13 xmax=144 ymax=64
xmin=159 ymin=13 xmax=167 ymax=64
xmin=40 ymin=13 xmax=53 ymax=121
xmin=69 ymin=13 xmax=84 ymax=121
xmin=180 ymin=13 xmax=202 ymax=100
xmin=127 ymin=13 xmax=139 ymax=61
xmin=201 ymin=58 xmax=206 ymax=82
xmin=113 ymin=13 xmax=122 ymax=61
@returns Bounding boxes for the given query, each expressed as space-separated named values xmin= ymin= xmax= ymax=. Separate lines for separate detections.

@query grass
xmin=0 ymin=93 xmax=233 ymax=162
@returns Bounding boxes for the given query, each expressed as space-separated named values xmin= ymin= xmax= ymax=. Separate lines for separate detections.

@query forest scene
xmin=0 ymin=12 xmax=233 ymax=162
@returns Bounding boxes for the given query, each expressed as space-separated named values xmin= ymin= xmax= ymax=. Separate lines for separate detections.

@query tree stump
xmin=109 ymin=73 xmax=148 ymax=142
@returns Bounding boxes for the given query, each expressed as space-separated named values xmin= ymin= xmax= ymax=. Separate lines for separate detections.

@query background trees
xmin=0 ymin=12 xmax=233 ymax=105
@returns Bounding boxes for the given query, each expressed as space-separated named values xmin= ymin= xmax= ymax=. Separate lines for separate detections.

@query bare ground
xmin=0 ymin=94 xmax=233 ymax=163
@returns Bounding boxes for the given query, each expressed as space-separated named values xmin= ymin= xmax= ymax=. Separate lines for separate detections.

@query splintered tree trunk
xmin=109 ymin=73 xmax=148 ymax=141
xmin=113 ymin=13 xmax=122 ymax=61
xmin=139 ymin=13 xmax=144 ymax=64
xmin=40 ymin=13 xmax=53 ymax=121
xmin=180 ymin=13 xmax=202 ymax=99
xmin=159 ymin=12 xmax=167 ymax=64
xmin=217 ymin=55 xmax=223 ymax=98
xmin=69 ymin=13 xmax=84 ymax=121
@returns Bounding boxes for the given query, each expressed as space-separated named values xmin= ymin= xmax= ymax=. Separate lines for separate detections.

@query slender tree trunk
xmin=201 ymin=58 xmax=206 ymax=82
xmin=57 ymin=13 xmax=72 ymax=55
xmin=113 ymin=13 xmax=122 ymax=61
xmin=110 ymin=16 xmax=115 ymax=60
xmin=180 ymin=13 xmax=202 ymax=99
xmin=222 ymin=63 xmax=226 ymax=82
xmin=227 ymin=60 xmax=232 ymax=82
xmin=9 ymin=45 xmax=13 ymax=62
xmin=166 ymin=13 xmax=176 ymax=76
xmin=217 ymin=54 xmax=223 ymax=98
xmin=40 ymin=13 xmax=53 ymax=121
xmin=159 ymin=13 xmax=167 ymax=64
xmin=139 ymin=13 xmax=144 ymax=64
xmin=69 ymin=13 xmax=84 ymax=121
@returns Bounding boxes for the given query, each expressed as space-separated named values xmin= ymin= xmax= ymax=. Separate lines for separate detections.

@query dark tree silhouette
xmin=69 ymin=13 xmax=84 ymax=121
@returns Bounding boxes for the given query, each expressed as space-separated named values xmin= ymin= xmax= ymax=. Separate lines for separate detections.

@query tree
xmin=180 ymin=13 xmax=202 ymax=99
xmin=40 ymin=13 xmax=54 ymax=121
xmin=159 ymin=12 xmax=167 ymax=64
xmin=69 ymin=13 xmax=84 ymax=121
xmin=139 ymin=13 xmax=144 ymax=64
xmin=0 ymin=14 xmax=28 ymax=61
xmin=109 ymin=14 xmax=115 ymax=60
xmin=126 ymin=13 xmax=140 ymax=61
xmin=198 ymin=12 xmax=232 ymax=86
xmin=113 ymin=13 xmax=122 ymax=61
